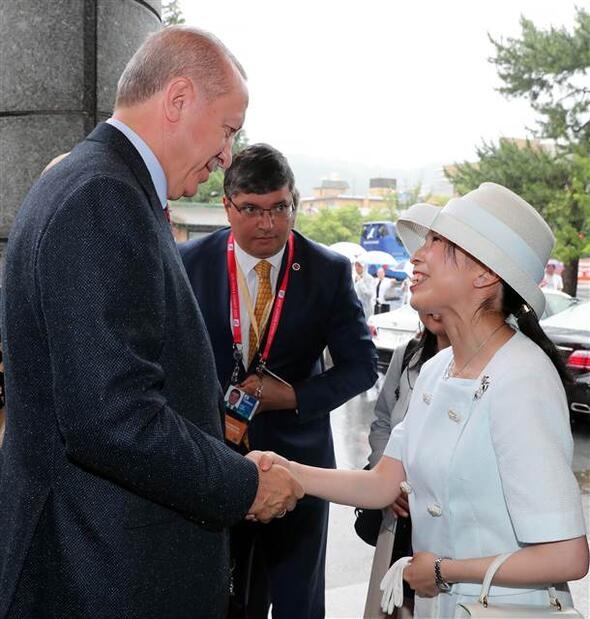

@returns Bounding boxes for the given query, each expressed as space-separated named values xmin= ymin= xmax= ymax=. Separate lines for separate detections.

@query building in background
xmin=299 ymin=177 xmax=396 ymax=213
xmin=169 ymin=203 xmax=227 ymax=243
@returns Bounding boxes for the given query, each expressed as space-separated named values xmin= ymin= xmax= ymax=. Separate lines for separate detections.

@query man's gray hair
xmin=115 ymin=26 xmax=246 ymax=108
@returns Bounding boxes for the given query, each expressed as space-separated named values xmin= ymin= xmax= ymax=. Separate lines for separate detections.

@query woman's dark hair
xmin=394 ymin=327 xmax=440 ymax=399
xmin=405 ymin=327 xmax=439 ymax=373
xmin=502 ymin=282 xmax=572 ymax=386
xmin=441 ymin=240 xmax=571 ymax=385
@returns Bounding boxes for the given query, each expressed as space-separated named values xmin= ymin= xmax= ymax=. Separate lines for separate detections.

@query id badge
xmin=224 ymin=385 xmax=260 ymax=421
xmin=223 ymin=385 xmax=260 ymax=445
xmin=224 ymin=413 xmax=248 ymax=445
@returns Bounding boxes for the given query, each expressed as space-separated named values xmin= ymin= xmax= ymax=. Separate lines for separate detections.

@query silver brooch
xmin=422 ymin=392 xmax=432 ymax=405
xmin=474 ymin=375 xmax=491 ymax=400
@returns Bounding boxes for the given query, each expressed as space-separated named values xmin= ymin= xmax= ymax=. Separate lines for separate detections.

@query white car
xmin=543 ymin=289 xmax=578 ymax=317
xmin=368 ymin=289 xmax=577 ymax=373
xmin=367 ymin=304 xmax=420 ymax=372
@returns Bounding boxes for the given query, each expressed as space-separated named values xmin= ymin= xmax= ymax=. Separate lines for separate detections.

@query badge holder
xmin=224 ymin=384 xmax=260 ymax=444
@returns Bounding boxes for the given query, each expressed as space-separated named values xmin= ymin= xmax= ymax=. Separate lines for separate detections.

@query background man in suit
xmin=374 ymin=266 xmax=393 ymax=314
xmin=180 ymin=143 xmax=378 ymax=619
xmin=0 ymin=27 xmax=302 ymax=619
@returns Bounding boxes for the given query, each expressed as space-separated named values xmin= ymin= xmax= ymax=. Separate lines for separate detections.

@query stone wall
xmin=0 ymin=0 xmax=162 ymax=258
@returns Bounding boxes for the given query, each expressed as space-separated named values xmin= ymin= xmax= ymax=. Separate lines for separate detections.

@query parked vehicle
xmin=360 ymin=221 xmax=409 ymax=263
xmin=543 ymin=289 xmax=578 ymax=317
xmin=541 ymin=300 xmax=590 ymax=420
xmin=367 ymin=304 xmax=420 ymax=372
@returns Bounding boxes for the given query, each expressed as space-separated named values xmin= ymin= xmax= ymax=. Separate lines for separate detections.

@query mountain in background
xmin=286 ymin=153 xmax=452 ymax=198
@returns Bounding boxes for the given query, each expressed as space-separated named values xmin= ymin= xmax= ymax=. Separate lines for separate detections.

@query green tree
xmin=162 ymin=0 xmax=185 ymax=26
xmin=180 ymin=131 xmax=250 ymax=203
xmin=295 ymin=205 xmax=363 ymax=246
xmin=447 ymin=139 xmax=589 ymax=295
xmin=232 ymin=130 xmax=249 ymax=154
xmin=490 ymin=8 xmax=590 ymax=152
xmin=371 ymin=183 xmax=425 ymax=221
xmin=448 ymin=9 xmax=590 ymax=296
xmin=195 ymin=169 xmax=224 ymax=203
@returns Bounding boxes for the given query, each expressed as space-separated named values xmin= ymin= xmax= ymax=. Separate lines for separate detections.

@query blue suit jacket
xmin=0 ymin=124 xmax=259 ymax=618
xmin=180 ymin=229 xmax=378 ymax=468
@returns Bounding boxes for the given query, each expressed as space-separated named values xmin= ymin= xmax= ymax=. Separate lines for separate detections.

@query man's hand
xmin=245 ymin=451 xmax=303 ymax=523
xmin=239 ymin=374 xmax=297 ymax=412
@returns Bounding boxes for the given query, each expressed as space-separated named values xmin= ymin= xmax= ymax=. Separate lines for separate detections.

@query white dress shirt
xmin=233 ymin=241 xmax=286 ymax=364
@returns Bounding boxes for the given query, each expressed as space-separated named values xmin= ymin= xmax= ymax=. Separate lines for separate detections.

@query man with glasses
xmin=180 ymin=143 xmax=378 ymax=619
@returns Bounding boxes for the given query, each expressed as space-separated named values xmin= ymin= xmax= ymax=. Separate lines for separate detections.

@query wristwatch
xmin=434 ymin=556 xmax=452 ymax=593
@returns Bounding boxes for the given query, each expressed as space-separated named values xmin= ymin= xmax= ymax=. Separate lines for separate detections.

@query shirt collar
xmin=106 ymin=118 xmax=168 ymax=208
xmin=234 ymin=240 xmax=286 ymax=275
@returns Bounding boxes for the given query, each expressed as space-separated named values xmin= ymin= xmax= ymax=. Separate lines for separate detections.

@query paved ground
xmin=323 ymin=382 xmax=590 ymax=618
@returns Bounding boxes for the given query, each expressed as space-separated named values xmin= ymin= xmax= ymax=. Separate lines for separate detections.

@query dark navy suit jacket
xmin=180 ymin=229 xmax=378 ymax=468
xmin=0 ymin=124 xmax=259 ymax=618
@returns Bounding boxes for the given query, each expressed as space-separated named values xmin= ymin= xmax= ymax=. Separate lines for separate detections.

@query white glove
xmin=380 ymin=556 xmax=412 ymax=615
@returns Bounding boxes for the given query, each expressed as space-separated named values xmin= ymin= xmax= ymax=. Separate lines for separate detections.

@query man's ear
xmin=473 ymin=269 xmax=501 ymax=289
xmin=222 ymin=196 xmax=232 ymax=222
xmin=163 ymin=77 xmax=194 ymax=122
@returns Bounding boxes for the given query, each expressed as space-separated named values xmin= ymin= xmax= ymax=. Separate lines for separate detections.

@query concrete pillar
xmin=0 ymin=0 xmax=162 ymax=259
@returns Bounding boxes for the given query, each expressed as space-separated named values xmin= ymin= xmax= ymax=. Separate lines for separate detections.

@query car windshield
xmin=543 ymin=291 xmax=576 ymax=317
xmin=540 ymin=300 xmax=590 ymax=330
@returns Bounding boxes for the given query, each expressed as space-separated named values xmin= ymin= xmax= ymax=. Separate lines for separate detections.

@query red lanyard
xmin=226 ymin=232 xmax=295 ymax=367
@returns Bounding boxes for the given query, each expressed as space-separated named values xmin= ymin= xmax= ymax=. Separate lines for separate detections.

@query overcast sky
xmin=180 ymin=0 xmax=587 ymax=172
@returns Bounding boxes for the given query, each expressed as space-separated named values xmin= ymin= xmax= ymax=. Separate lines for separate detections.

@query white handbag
xmin=455 ymin=552 xmax=583 ymax=618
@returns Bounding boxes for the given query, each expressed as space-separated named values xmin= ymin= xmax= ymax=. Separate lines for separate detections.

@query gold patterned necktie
xmin=248 ymin=260 xmax=273 ymax=365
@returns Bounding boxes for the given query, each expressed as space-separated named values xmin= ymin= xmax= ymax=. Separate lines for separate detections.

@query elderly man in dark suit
xmin=180 ymin=144 xmax=378 ymax=619
xmin=0 ymin=27 xmax=302 ymax=619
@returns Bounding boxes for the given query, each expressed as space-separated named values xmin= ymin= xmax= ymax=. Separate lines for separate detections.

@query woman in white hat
xmin=253 ymin=183 xmax=589 ymax=618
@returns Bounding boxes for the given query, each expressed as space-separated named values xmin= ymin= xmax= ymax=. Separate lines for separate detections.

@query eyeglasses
xmin=227 ymin=197 xmax=294 ymax=220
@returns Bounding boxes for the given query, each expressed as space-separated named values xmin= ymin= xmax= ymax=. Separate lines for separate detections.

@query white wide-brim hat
xmin=396 ymin=183 xmax=555 ymax=317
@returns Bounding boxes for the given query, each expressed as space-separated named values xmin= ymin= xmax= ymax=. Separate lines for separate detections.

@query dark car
xmin=540 ymin=300 xmax=590 ymax=420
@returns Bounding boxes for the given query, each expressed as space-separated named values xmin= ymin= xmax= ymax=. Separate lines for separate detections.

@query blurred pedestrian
xmin=540 ymin=259 xmax=564 ymax=291
xmin=354 ymin=257 xmax=376 ymax=319
xmin=374 ymin=267 xmax=393 ymax=314
xmin=399 ymin=277 xmax=411 ymax=305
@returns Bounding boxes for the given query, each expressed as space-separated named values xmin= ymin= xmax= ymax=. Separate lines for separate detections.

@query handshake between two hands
xmin=245 ymin=450 xmax=304 ymax=524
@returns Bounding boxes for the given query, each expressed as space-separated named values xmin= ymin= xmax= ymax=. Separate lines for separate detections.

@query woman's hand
xmin=246 ymin=450 xmax=290 ymax=472
xmin=403 ymin=551 xmax=439 ymax=597
xmin=391 ymin=492 xmax=410 ymax=518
